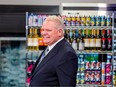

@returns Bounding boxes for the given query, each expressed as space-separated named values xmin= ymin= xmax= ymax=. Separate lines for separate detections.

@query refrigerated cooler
xmin=0 ymin=37 xmax=27 ymax=87
xmin=60 ymin=3 xmax=116 ymax=87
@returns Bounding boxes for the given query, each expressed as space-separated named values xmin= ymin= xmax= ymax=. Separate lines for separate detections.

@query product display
xmin=62 ymin=13 xmax=115 ymax=87
xmin=25 ymin=11 xmax=115 ymax=87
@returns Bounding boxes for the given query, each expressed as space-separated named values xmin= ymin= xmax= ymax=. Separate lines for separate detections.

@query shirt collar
xmin=47 ymin=37 xmax=64 ymax=52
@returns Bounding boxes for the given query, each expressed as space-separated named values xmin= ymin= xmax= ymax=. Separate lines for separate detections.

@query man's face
xmin=41 ymin=21 xmax=61 ymax=46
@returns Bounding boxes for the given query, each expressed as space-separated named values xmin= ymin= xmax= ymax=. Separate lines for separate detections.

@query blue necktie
xmin=37 ymin=48 xmax=49 ymax=66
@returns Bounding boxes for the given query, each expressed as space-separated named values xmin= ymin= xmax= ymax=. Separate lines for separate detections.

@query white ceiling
xmin=0 ymin=0 xmax=116 ymax=5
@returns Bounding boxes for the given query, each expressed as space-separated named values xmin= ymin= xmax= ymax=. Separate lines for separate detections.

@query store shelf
xmin=64 ymin=26 xmax=112 ymax=29
xmin=26 ymin=26 xmax=42 ymax=29
xmin=75 ymin=50 xmax=113 ymax=54
xmin=77 ymin=84 xmax=112 ymax=86
xmin=0 ymin=37 xmax=26 ymax=41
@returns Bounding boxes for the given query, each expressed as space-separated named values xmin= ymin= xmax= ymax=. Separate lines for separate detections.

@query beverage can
xmin=91 ymin=72 xmax=96 ymax=83
xmin=86 ymin=16 xmax=91 ymax=26
xmin=86 ymin=62 xmax=91 ymax=71
xmin=101 ymin=16 xmax=106 ymax=26
xmin=91 ymin=16 xmax=96 ymax=26
xmin=95 ymin=73 xmax=101 ymax=82
xmin=106 ymin=16 xmax=112 ymax=26
xmin=75 ymin=16 xmax=81 ymax=26
xmin=85 ymin=72 xmax=90 ymax=82
xmin=71 ymin=15 xmax=76 ymax=26
xmin=80 ymin=61 xmax=85 ymax=73
xmin=96 ymin=62 xmax=101 ymax=71
xmin=96 ymin=16 xmax=101 ymax=26
xmin=91 ymin=62 xmax=96 ymax=71
xmin=76 ymin=73 xmax=80 ymax=84
xmin=80 ymin=73 xmax=85 ymax=84
xmin=81 ymin=16 xmax=86 ymax=26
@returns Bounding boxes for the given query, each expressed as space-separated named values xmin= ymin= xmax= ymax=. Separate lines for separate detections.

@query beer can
xmin=95 ymin=73 xmax=101 ymax=83
xmin=91 ymin=61 xmax=96 ymax=71
xmin=85 ymin=72 xmax=90 ymax=83
xmin=86 ymin=16 xmax=91 ymax=26
xmin=96 ymin=62 xmax=101 ymax=71
xmin=75 ymin=16 xmax=81 ymax=26
xmin=71 ymin=15 xmax=76 ymax=26
xmin=81 ymin=16 xmax=86 ymax=26
xmin=76 ymin=73 xmax=80 ymax=84
xmin=80 ymin=73 xmax=85 ymax=84
xmin=101 ymin=16 xmax=106 ymax=26
xmin=91 ymin=72 xmax=96 ymax=84
xmin=86 ymin=62 xmax=91 ymax=71
xmin=96 ymin=16 xmax=101 ymax=26
xmin=90 ymin=16 xmax=96 ymax=26
xmin=106 ymin=15 xmax=112 ymax=26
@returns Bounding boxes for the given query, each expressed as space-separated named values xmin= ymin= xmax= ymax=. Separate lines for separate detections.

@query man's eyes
xmin=46 ymin=29 xmax=52 ymax=31
xmin=41 ymin=29 xmax=52 ymax=32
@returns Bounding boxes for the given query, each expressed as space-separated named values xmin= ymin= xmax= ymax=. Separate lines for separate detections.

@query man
xmin=29 ymin=15 xmax=77 ymax=87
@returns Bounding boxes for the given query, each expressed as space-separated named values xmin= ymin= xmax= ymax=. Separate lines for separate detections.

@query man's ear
xmin=58 ymin=29 xmax=63 ymax=36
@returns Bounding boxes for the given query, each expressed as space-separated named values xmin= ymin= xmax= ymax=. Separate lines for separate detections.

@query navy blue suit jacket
xmin=29 ymin=38 xmax=78 ymax=87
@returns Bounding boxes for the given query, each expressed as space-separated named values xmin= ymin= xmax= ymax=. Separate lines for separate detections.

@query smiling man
xmin=29 ymin=15 xmax=78 ymax=87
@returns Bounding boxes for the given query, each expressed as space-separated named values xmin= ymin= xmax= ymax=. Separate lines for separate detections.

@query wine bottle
xmin=107 ymin=29 xmax=112 ymax=51
xmin=27 ymin=27 xmax=33 ymax=50
xmin=84 ymin=29 xmax=90 ymax=50
xmin=101 ymin=29 xmax=107 ymax=51
xmin=96 ymin=29 xmax=101 ymax=51
xmin=79 ymin=37 xmax=84 ymax=50
xmin=72 ymin=38 xmax=77 ymax=50
xmin=33 ymin=28 xmax=39 ymax=50
xmin=90 ymin=29 xmax=96 ymax=50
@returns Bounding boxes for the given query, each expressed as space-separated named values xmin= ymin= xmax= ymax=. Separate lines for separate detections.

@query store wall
xmin=0 ymin=0 xmax=116 ymax=5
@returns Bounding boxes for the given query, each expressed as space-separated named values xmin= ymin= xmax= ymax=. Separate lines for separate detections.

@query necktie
xmin=37 ymin=48 xmax=49 ymax=67
xmin=39 ymin=48 xmax=49 ymax=62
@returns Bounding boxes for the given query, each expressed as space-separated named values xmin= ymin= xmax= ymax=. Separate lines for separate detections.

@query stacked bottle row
xmin=27 ymin=27 xmax=47 ymax=51
xmin=26 ymin=60 xmax=36 ymax=86
xmin=113 ymin=55 xmax=116 ymax=86
xmin=65 ymin=28 xmax=112 ymax=51
xmin=26 ymin=51 xmax=39 ymax=86
xmin=113 ymin=28 xmax=116 ymax=86
xmin=28 ymin=13 xmax=48 ymax=26
xmin=62 ymin=14 xmax=112 ymax=26
xmin=27 ymin=13 xmax=59 ymax=27
xmin=77 ymin=54 xmax=112 ymax=86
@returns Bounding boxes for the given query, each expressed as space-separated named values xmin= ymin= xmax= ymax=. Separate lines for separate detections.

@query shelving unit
xmin=60 ymin=3 xmax=115 ymax=87
xmin=25 ymin=12 xmax=59 ymax=86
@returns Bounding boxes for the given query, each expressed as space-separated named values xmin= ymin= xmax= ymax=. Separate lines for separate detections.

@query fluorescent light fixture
xmin=98 ymin=3 xmax=107 ymax=7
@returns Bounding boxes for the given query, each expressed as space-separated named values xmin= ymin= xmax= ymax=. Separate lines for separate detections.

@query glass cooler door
xmin=0 ymin=37 xmax=27 ymax=87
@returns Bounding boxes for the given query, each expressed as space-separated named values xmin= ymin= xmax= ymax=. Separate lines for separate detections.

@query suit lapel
xmin=31 ymin=39 xmax=66 ymax=79
xmin=31 ymin=50 xmax=45 ymax=75
xmin=31 ymin=49 xmax=57 ymax=78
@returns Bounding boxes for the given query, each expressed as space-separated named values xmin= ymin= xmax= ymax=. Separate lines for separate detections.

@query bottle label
xmin=33 ymin=38 xmax=38 ymax=46
xmin=96 ymin=39 xmax=101 ymax=47
xmin=90 ymin=39 xmax=96 ymax=47
xmin=72 ymin=42 xmax=77 ymax=50
xmin=79 ymin=43 xmax=84 ymax=50
xmin=84 ymin=39 xmax=90 ymax=47
xmin=28 ymin=38 xmax=33 ymax=46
